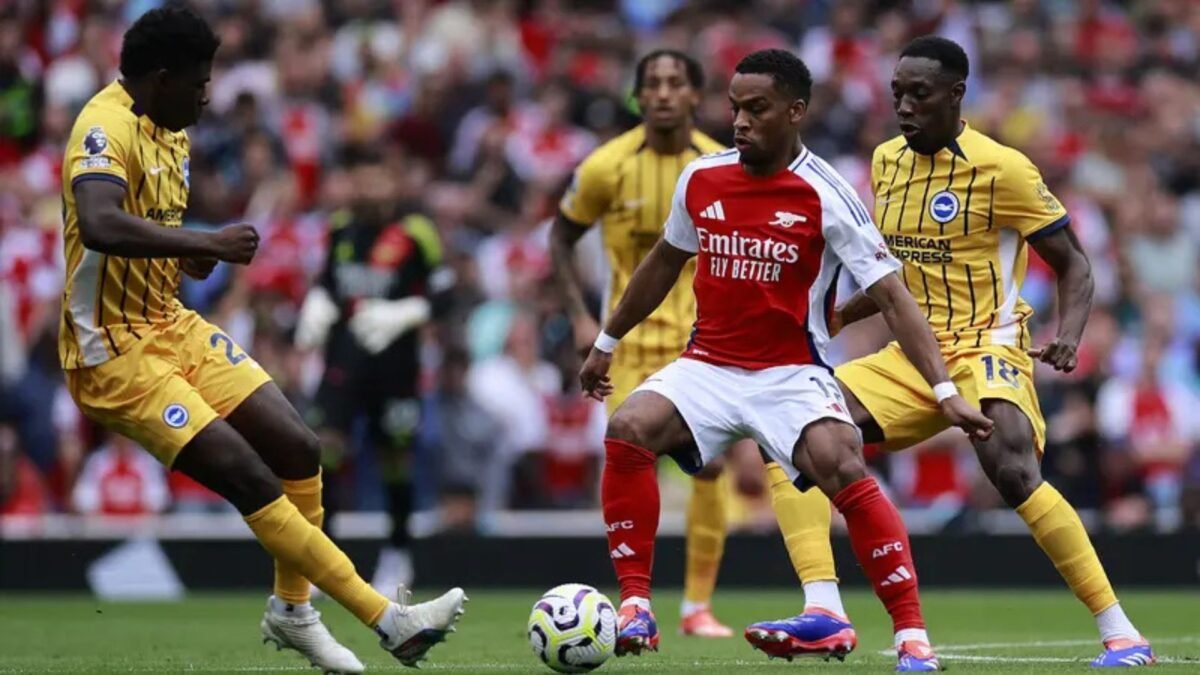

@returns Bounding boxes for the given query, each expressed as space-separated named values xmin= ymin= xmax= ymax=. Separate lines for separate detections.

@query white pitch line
xmin=876 ymin=635 xmax=1200 ymax=657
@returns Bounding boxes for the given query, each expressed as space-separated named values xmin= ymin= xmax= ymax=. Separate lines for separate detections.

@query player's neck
xmin=915 ymin=119 xmax=966 ymax=156
xmin=642 ymin=122 xmax=692 ymax=155
xmin=743 ymin=140 xmax=803 ymax=178
xmin=120 ymin=78 xmax=154 ymax=121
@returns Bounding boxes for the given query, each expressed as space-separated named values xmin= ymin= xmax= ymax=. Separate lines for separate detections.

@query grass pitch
xmin=0 ymin=589 xmax=1196 ymax=673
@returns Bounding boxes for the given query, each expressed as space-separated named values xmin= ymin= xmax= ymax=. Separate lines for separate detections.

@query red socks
xmin=832 ymin=477 xmax=924 ymax=631
xmin=601 ymin=438 xmax=660 ymax=602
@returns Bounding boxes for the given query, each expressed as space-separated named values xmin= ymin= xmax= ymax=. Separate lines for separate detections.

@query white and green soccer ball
xmin=527 ymin=583 xmax=617 ymax=673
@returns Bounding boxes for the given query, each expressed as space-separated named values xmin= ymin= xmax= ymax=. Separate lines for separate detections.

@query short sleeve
xmin=996 ymin=150 xmax=1069 ymax=240
xmin=816 ymin=168 xmax=901 ymax=290
xmin=65 ymin=107 xmax=135 ymax=191
xmin=558 ymin=152 xmax=613 ymax=226
xmin=662 ymin=167 xmax=698 ymax=253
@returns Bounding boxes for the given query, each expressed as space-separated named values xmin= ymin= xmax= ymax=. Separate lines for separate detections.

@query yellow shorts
xmin=65 ymin=309 xmax=272 ymax=466
xmin=835 ymin=342 xmax=1046 ymax=453
xmin=605 ymin=356 xmax=675 ymax=416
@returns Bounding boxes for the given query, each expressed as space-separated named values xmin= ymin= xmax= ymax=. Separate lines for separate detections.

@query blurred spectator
xmin=71 ymin=433 xmax=169 ymax=517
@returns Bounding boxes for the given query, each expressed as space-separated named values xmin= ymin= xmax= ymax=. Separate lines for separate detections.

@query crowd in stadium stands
xmin=1 ymin=0 xmax=1199 ymax=533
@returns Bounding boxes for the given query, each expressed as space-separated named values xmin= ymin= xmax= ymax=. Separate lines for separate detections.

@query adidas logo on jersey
xmin=700 ymin=200 xmax=726 ymax=221
xmin=879 ymin=565 xmax=913 ymax=586
xmin=610 ymin=543 xmax=636 ymax=559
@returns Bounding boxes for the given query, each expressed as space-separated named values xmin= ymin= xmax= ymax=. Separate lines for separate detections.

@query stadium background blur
xmin=2 ymin=0 xmax=1200 ymax=541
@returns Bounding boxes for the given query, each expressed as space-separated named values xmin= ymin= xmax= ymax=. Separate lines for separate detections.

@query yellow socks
xmin=273 ymin=472 xmax=325 ymax=605
xmin=766 ymin=462 xmax=838 ymax=584
xmin=683 ymin=475 xmax=727 ymax=607
xmin=246 ymin=495 xmax=389 ymax=626
xmin=1017 ymin=482 xmax=1118 ymax=614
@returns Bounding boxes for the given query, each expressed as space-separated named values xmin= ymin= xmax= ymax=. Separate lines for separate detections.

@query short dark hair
xmin=634 ymin=49 xmax=704 ymax=93
xmin=120 ymin=4 xmax=220 ymax=79
xmin=734 ymin=49 xmax=812 ymax=103
xmin=900 ymin=35 xmax=969 ymax=80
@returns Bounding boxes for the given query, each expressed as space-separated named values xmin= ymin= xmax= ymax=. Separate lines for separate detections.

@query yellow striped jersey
xmin=559 ymin=125 xmax=724 ymax=369
xmin=58 ymin=81 xmax=191 ymax=369
xmin=871 ymin=122 xmax=1068 ymax=349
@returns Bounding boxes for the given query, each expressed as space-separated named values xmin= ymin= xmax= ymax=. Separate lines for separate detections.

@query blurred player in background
xmin=58 ymin=7 xmax=464 ymax=673
xmin=581 ymin=49 xmax=993 ymax=671
xmin=551 ymin=49 xmax=845 ymax=640
xmin=295 ymin=147 xmax=441 ymax=594
xmin=748 ymin=36 xmax=1154 ymax=668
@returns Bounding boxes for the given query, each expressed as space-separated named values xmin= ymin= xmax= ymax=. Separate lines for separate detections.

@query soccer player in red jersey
xmin=579 ymin=49 xmax=993 ymax=671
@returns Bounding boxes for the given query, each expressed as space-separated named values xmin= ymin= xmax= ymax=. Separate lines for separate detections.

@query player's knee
xmin=606 ymin=408 xmax=654 ymax=450
xmin=991 ymin=458 xmax=1041 ymax=507
xmin=292 ymin=425 xmax=322 ymax=473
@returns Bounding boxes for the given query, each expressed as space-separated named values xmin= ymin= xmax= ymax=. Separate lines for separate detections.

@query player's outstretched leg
xmin=602 ymin=391 xmax=696 ymax=657
xmin=174 ymin=414 xmax=466 ymax=670
xmin=745 ymin=461 xmax=856 ymax=661
xmin=975 ymin=401 xmax=1153 ymax=668
xmin=680 ymin=462 xmax=733 ymax=638
xmin=793 ymin=420 xmax=938 ymax=672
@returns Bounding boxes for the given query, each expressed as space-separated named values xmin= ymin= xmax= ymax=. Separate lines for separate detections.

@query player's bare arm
xmin=1027 ymin=226 xmax=1093 ymax=372
xmin=549 ymin=211 xmax=600 ymax=353
xmin=74 ymin=179 xmax=258 ymax=263
xmin=864 ymin=272 xmax=993 ymax=440
xmin=829 ymin=290 xmax=880 ymax=336
xmin=579 ymin=238 xmax=693 ymax=399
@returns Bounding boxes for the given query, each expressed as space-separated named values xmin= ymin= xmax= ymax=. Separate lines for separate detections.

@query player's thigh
xmin=172 ymin=416 xmax=283 ymax=515
xmin=746 ymin=365 xmax=862 ymax=493
xmin=65 ymin=341 xmax=219 ymax=468
xmin=952 ymin=346 xmax=1046 ymax=454
xmin=224 ymin=382 xmax=321 ymax=481
xmin=835 ymin=342 xmax=970 ymax=451
xmin=175 ymin=311 xmax=274 ymax=420
xmin=617 ymin=359 xmax=743 ymax=473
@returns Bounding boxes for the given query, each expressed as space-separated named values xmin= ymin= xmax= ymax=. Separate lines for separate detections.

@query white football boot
xmin=374 ymin=586 xmax=468 ymax=667
xmin=261 ymin=596 xmax=364 ymax=674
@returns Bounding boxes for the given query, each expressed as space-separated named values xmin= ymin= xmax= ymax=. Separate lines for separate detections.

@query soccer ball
xmin=527 ymin=583 xmax=617 ymax=673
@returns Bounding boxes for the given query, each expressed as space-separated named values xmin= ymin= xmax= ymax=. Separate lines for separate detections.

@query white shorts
xmin=633 ymin=357 xmax=858 ymax=487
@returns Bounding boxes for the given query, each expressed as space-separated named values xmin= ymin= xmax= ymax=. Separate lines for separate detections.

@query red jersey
xmin=664 ymin=148 xmax=899 ymax=370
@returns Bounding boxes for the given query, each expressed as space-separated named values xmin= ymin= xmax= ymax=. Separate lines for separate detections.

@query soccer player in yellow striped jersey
xmin=58 ymin=7 xmax=466 ymax=672
xmin=551 ymin=50 xmax=845 ymax=642
xmin=832 ymin=37 xmax=1153 ymax=666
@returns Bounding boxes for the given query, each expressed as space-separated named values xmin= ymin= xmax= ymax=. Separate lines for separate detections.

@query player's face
xmin=729 ymin=72 xmax=805 ymax=168
xmin=154 ymin=62 xmax=212 ymax=131
xmin=636 ymin=56 xmax=699 ymax=132
xmin=891 ymin=57 xmax=964 ymax=154
xmin=352 ymin=163 xmax=399 ymax=225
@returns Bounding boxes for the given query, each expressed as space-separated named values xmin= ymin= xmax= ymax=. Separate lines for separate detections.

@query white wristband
xmin=593 ymin=331 xmax=620 ymax=353
xmin=933 ymin=382 xmax=958 ymax=403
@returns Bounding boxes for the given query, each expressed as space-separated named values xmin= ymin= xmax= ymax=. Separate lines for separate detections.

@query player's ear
xmin=789 ymin=99 xmax=807 ymax=125
xmin=950 ymin=80 xmax=966 ymax=106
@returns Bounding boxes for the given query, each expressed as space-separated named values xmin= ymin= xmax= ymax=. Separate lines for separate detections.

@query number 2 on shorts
xmin=210 ymin=332 xmax=247 ymax=365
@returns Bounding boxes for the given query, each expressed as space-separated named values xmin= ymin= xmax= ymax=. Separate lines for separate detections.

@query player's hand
xmin=349 ymin=297 xmax=431 ymax=354
xmin=571 ymin=314 xmax=600 ymax=358
xmin=295 ymin=287 xmax=339 ymax=350
xmin=1027 ymin=339 xmax=1078 ymax=372
xmin=939 ymin=395 xmax=994 ymax=442
xmin=579 ymin=348 xmax=614 ymax=401
xmin=180 ymin=256 xmax=218 ymax=280
xmin=210 ymin=224 xmax=259 ymax=264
